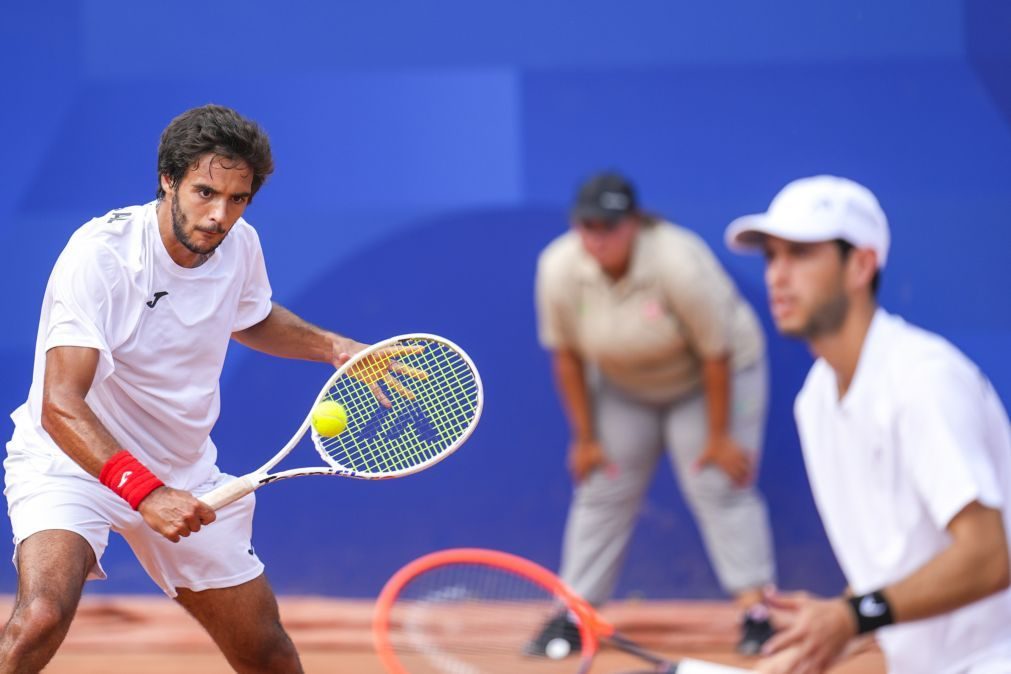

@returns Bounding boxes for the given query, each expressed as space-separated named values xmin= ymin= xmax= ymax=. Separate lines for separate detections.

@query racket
xmin=200 ymin=333 xmax=482 ymax=510
xmin=373 ymin=548 xmax=753 ymax=674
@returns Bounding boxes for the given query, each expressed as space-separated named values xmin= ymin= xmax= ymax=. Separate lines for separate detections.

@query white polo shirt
xmin=536 ymin=221 xmax=764 ymax=403
xmin=6 ymin=202 xmax=273 ymax=491
xmin=795 ymin=309 xmax=1011 ymax=673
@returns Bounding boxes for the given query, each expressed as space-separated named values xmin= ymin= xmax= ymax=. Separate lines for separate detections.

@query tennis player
xmin=725 ymin=175 xmax=1011 ymax=673
xmin=1 ymin=105 xmax=368 ymax=672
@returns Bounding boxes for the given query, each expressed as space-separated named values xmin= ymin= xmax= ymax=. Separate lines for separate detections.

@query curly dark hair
xmin=156 ymin=104 xmax=274 ymax=200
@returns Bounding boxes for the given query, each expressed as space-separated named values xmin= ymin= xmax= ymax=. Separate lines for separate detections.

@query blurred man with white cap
xmin=725 ymin=175 xmax=1011 ymax=673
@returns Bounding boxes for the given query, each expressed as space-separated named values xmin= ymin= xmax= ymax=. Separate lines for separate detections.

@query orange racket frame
xmin=373 ymin=548 xmax=654 ymax=674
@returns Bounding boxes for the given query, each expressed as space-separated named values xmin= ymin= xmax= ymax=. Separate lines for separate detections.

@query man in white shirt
xmin=1 ymin=105 xmax=373 ymax=673
xmin=724 ymin=175 xmax=1011 ymax=673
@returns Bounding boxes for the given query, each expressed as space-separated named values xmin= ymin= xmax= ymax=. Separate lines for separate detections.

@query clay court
xmin=17 ymin=596 xmax=885 ymax=673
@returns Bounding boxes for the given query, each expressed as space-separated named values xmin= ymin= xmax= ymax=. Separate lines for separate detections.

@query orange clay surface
xmin=0 ymin=596 xmax=885 ymax=673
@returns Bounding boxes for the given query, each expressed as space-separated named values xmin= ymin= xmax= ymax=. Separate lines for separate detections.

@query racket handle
xmin=199 ymin=475 xmax=260 ymax=511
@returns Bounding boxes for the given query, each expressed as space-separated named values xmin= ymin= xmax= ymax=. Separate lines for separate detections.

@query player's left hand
xmin=329 ymin=335 xmax=369 ymax=368
xmin=330 ymin=335 xmax=429 ymax=407
xmin=694 ymin=433 xmax=754 ymax=486
xmin=758 ymin=590 xmax=857 ymax=674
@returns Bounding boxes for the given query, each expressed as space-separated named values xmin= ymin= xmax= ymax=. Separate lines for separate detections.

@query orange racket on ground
xmin=373 ymin=548 xmax=753 ymax=674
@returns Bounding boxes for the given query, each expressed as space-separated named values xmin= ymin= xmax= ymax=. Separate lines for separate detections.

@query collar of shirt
xmin=572 ymin=226 xmax=655 ymax=292
xmin=837 ymin=307 xmax=892 ymax=413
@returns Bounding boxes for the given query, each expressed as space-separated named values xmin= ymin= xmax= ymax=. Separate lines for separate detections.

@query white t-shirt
xmin=795 ymin=309 xmax=1011 ymax=673
xmin=7 ymin=202 xmax=273 ymax=491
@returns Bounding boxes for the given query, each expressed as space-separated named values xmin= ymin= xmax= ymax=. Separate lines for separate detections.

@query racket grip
xmin=199 ymin=475 xmax=259 ymax=511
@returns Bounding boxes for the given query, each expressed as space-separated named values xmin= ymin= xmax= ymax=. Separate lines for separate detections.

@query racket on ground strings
xmin=373 ymin=548 xmax=753 ymax=674
xmin=200 ymin=333 xmax=482 ymax=510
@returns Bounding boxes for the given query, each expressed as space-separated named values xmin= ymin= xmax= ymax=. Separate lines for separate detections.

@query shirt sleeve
xmin=232 ymin=226 xmax=274 ymax=332
xmin=662 ymin=234 xmax=735 ymax=359
xmin=45 ymin=241 xmax=122 ymax=385
xmin=899 ymin=356 xmax=1004 ymax=529
xmin=534 ymin=252 xmax=574 ymax=351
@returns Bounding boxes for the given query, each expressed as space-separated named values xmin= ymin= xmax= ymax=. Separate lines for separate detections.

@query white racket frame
xmin=200 ymin=333 xmax=483 ymax=510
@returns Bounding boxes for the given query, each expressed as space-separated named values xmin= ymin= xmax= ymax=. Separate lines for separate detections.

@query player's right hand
xmin=568 ymin=439 xmax=608 ymax=483
xmin=137 ymin=487 xmax=217 ymax=542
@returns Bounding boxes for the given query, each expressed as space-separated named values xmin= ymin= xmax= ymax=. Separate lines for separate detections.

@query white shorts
xmin=4 ymin=449 xmax=264 ymax=597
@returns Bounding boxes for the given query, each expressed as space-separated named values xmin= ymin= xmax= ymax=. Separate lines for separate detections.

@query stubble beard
xmin=781 ymin=291 xmax=850 ymax=341
xmin=171 ymin=195 xmax=224 ymax=257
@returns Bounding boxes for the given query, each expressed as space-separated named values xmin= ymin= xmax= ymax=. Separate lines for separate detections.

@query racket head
xmin=309 ymin=333 xmax=483 ymax=478
xmin=373 ymin=548 xmax=599 ymax=674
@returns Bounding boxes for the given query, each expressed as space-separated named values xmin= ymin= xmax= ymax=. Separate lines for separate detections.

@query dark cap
xmin=570 ymin=172 xmax=638 ymax=224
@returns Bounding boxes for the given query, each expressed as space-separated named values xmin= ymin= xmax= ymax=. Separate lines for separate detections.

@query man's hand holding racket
xmin=138 ymin=487 xmax=216 ymax=543
xmin=756 ymin=590 xmax=857 ymax=674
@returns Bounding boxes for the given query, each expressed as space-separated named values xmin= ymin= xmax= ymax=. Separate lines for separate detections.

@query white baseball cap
xmin=725 ymin=175 xmax=890 ymax=268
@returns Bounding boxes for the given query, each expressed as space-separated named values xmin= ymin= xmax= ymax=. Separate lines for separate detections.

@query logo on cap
xmin=599 ymin=192 xmax=630 ymax=211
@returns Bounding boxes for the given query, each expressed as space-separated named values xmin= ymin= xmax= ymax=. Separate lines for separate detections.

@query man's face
xmin=161 ymin=153 xmax=254 ymax=258
xmin=761 ymin=236 xmax=850 ymax=340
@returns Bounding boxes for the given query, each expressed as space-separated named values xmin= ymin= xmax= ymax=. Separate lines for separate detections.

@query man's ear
xmin=847 ymin=247 xmax=879 ymax=292
xmin=160 ymin=174 xmax=175 ymax=196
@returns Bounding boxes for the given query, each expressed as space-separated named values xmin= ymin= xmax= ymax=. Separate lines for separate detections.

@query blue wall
xmin=1 ymin=1 xmax=1008 ymax=599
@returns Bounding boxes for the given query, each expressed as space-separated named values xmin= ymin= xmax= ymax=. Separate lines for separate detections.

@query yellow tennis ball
xmin=311 ymin=400 xmax=347 ymax=437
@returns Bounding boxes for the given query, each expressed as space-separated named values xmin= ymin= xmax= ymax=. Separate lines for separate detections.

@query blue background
xmin=1 ymin=0 xmax=1008 ymax=599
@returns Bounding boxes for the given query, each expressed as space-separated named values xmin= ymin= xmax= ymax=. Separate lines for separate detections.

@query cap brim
xmin=725 ymin=213 xmax=837 ymax=253
xmin=571 ymin=205 xmax=625 ymax=224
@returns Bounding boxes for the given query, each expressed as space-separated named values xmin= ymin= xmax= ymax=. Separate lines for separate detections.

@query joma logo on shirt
xmin=146 ymin=291 xmax=168 ymax=308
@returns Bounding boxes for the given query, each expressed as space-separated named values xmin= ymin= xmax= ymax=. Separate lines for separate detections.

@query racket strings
xmin=384 ymin=563 xmax=580 ymax=673
xmin=316 ymin=338 xmax=480 ymax=474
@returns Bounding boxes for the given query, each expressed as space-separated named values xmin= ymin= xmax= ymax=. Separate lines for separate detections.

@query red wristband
xmin=99 ymin=450 xmax=165 ymax=510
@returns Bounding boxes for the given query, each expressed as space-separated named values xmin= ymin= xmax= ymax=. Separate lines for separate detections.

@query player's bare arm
xmin=232 ymin=303 xmax=428 ymax=406
xmin=42 ymin=346 xmax=215 ymax=542
xmin=885 ymin=500 xmax=1009 ymax=620
xmin=42 ymin=346 xmax=127 ymax=476
xmin=232 ymin=301 xmax=366 ymax=367
xmin=760 ymin=500 xmax=1010 ymax=673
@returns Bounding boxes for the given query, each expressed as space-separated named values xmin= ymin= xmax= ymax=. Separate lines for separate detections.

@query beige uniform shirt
xmin=535 ymin=221 xmax=764 ymax=403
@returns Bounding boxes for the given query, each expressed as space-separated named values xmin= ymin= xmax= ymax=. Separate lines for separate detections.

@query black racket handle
xmin=605 ymin=632 xmax=679 ymax=671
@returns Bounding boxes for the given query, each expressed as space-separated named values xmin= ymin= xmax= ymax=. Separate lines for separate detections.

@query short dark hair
xmin=156 ymin=104 xmax=274 ymax=200
xmin=835 ymin=239 xmax=881 ymax=296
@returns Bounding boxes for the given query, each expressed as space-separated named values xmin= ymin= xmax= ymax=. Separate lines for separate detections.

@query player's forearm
xmin=701 ymin=355 xmax=732 ymax=436
xmin=41 ymin=392 xmax=128 ymax=477
xmin=552 ymin=350 xmax=595 ymax=441
xmin=882 ymin=502 xmax=1010 ymax=623
xmin=233 ymin=302 xmax=362 ymax=363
